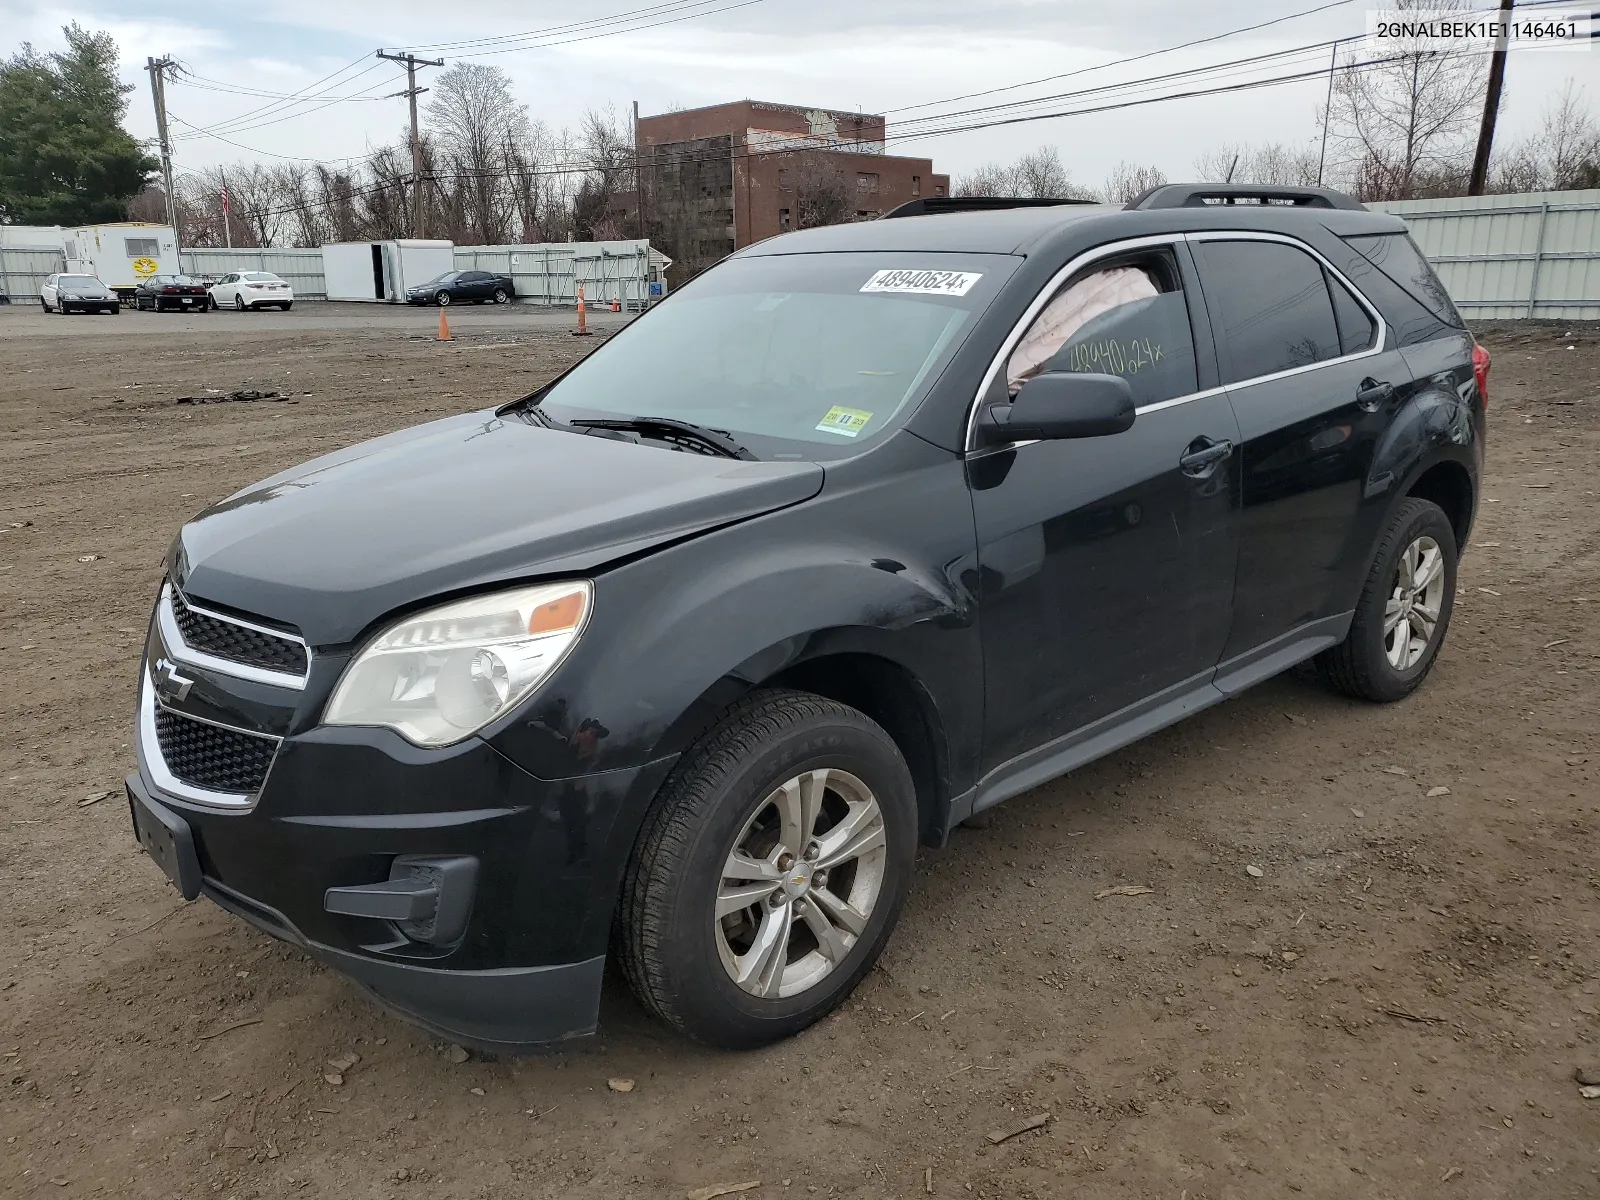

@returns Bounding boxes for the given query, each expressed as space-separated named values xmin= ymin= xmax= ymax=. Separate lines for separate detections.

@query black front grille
xmin=154 ymin=707 xmax=277 ymax=794
xmin=171 ymin=589 xmax=307 ymax=676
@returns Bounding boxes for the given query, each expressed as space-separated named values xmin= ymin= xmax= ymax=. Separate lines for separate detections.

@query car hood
xmin=174 ymin=410 xmax=824 ymax=644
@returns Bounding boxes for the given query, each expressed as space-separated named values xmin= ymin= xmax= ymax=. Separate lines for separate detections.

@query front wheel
xmin=435 ymin=291 xmax=452 ymax=306
xmin=1317 ymin=497 xmax=1457 ymax=702
xmin=616 ymin=690 xmax=917 ymax=1049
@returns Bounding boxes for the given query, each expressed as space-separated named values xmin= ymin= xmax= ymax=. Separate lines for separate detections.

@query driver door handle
xmin=1179 ymin=437 xmax=1234 ymax=476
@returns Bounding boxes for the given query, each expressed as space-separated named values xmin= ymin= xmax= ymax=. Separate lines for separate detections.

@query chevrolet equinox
xmin=128 ymin=184 xmax=1486 ymax=1051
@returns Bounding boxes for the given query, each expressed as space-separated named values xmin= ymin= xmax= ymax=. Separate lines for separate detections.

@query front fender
xmin=483 ymin=438 xmax=981 ymax=785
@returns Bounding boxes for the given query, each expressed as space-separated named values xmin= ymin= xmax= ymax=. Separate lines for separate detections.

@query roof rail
xmin=882 ymin=196 xmax=1100 ymax=219
xmin=1124 ymin=183 xmax=1366 ymax=211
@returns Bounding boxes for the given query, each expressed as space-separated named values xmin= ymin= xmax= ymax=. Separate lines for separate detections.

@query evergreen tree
xmin=0 ymin=24 xmax=157 ymax=225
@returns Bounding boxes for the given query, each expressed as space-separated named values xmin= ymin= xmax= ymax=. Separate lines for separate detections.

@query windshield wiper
xmin=567 ymin=417 xmax=757 ymax=460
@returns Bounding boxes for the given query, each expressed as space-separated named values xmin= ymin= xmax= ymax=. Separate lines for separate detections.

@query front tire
xmin=435 ymin=291 xmax=452 ymax=306
xmin=616 ymin=689 xmax=917 ymax=1049
xmin=1317 ymin=497 xmax=1457 ymax=703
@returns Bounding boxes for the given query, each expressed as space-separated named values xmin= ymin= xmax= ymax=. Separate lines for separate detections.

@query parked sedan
xmin=40 ymin=273 xmax=120 ymax=314
xmin=406 ymin=269 xmax=515 ymax=306
xmin=133 ymin=275 xmax=210 ymax=312
xmin=209 ymin=271 xmax=295 ymax=311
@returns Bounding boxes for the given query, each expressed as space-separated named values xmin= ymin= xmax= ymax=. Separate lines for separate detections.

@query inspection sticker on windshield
xmin=816 ymin=406 xmax=873 ymax=438
xmin=860 ymin=269 xmax=982 ymax=297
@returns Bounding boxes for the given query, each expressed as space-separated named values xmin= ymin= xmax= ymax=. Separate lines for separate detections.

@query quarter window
xmin=1197 ymin=240 xmax=1342 ymax=383
xmin=1328 ymin=273 xmax=1377 ymax=355
xmin=1004 ymin=249 xmax=1198 ymax=407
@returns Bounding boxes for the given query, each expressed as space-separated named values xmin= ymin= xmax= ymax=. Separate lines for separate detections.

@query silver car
xmin=41 ymin=273 xmax=121 ymax=315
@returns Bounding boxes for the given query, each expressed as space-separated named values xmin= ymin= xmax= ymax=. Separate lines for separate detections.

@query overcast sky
xmin=5 ymin=0 xmax=1598 ymax=190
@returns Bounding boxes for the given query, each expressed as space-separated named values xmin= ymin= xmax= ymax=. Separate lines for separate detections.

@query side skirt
xmin=951 ymin=612 xmax=1354 ymax=826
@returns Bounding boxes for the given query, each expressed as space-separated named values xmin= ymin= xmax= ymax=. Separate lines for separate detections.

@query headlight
xmin=62 ymin=292 xmax=80 ymax=300
xmin=325 ymin=581 xmax=591 ymax=747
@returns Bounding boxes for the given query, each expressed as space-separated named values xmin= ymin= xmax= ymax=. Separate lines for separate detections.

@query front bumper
xmin=128 ymin=684 xmax=674 ymax=1049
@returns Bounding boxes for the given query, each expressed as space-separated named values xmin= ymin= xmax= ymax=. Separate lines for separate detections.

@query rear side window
xmin=1197 ymin=240 xmax=1341 ymax=383
xmin=1343 ymin=232 xmax=1463 ymax=327
xmin=1005 ymin=249 xmax=1198 ymax=407
xmin=1328 ymin=273 xmax=1377 ymax=354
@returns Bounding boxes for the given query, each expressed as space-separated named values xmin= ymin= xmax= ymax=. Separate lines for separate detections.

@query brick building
xmin=634 ymin=100 xmax=949 ymax=282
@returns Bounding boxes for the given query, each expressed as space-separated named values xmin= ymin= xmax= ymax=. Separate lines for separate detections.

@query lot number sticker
xmin=860 ymin=269 xmax=982 ymax=297
xmin=816 ymin=405 xmax=874 ymax=438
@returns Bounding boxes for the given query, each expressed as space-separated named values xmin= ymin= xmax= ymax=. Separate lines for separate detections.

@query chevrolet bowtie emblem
xmin=153 ymin=657 xmax=194 ymax=703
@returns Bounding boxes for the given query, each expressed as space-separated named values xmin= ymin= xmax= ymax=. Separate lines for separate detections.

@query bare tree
xmin=1099 ymin=161 xmax=1166 ymax=204
xmin=1327 ymin=0 xmax=1487 ymax=200
xmin=1192 ymin=142 xmax=1320 ymax=186
xmin=792 ymin=155 xmax=851 ymax=228
xmin=425 ymin=62 xmax=529 ymax=243
xmin=571 ymin=106 xmax=637 ymax=240
xmin=954 ymin=146 xmax=1093 ymax=199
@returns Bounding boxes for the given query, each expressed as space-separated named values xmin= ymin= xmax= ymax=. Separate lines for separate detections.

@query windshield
xmin=60 ymin=275 xmax=100 ymax=287
xmin=152 ymin=275 xmax=196 ymax=285
xmin=536 ymin=251 xmax=1016 ymax=458
xmin=242 ymin=272 xmax=280 ymax=281
xmin=422 ymin=271 xmax=460 ymax=286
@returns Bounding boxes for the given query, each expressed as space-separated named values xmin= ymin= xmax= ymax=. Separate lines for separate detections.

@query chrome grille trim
xmin=136 ymin=674 xmax=281 ymax=810
xmin=157 ymin=583 xmax=309 ymax=690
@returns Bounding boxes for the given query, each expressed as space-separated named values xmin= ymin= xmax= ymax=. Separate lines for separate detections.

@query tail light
xmin=162 ymin=286 xmax=177 ymax=294
xmin=1471 ymin=341 xmax=1490 ymax=409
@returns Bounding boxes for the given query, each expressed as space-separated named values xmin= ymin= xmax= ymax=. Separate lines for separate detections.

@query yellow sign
xmin=131 ymin=257 xmax=158 ymax=278
xmin=815 ymin=405 xmax=874 ymax=438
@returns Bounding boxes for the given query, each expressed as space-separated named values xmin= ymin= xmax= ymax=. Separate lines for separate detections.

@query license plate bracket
xmin=128 ymin=785 xmax=202 ymax=900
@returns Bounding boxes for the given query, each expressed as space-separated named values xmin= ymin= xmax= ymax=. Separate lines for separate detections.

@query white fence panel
xmin=455 ymin=240 xmax=653 ymax=309
xmin=1370 ymin=189 xmax=1600 ymax=320
xmin=1 ymin=246 xmax=67 ymax=301
xmin=180 ymin=248 xmax=328 ymax=298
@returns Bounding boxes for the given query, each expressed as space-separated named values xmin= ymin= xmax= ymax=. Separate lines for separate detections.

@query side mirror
xmin=979 ymin=372 xmax=1136 ymax=445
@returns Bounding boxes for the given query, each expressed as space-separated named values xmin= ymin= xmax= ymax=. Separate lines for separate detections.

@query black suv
xmin=128 ymin=184 xmax=1486 ymax=1052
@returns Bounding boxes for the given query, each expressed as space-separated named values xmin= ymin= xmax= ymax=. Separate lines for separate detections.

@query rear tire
xmin=1316 ymin=497 xmax=1457 ymax=703
xmin=616 ymin=689 xmax=917 ymax=1049
xmin=491 ymin=287 xmax=509 ymax=304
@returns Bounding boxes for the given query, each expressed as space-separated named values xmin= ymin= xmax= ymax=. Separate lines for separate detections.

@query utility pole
xmin=1468 ymin=0 xmax=1515 ymax=196
xmin=146 ymin=56 xmax=179 ymax=247
xmin=377 ymin=50 xmax=444 ymax=237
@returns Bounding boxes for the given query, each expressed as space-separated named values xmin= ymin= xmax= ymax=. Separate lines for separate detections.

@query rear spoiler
xmin=883 ymin=196 xmax=1099 ymax=219
xmin=1125 ymin=183 xmax=1366 ymax=211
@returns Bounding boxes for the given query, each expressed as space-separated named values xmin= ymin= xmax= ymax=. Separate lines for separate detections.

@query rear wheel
xmin=1317 ymin=497 xmax=1457 ymax=703
xmin=616 ymin=690 xmax=916 ymax=1049
xmin=281 ymin=302 xmax=292 ymax=310
xmin=39 ymin=298 xmax=49 ymax=311
xmin=491 ymin=287 xmax=509 ymax=304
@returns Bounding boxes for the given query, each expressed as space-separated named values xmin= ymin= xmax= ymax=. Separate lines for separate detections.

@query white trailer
xmin=321 ymin=239 xmax=454 ymax=302
xmin=63 ymin=222 xmax=180 ymax=300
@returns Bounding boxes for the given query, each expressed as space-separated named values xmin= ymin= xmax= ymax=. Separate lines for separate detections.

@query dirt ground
xmin=0 ymin=302 xmax=1596 ymax=1200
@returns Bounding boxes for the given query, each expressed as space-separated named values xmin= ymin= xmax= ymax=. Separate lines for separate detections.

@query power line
xmin=390 ymin=0 xmax=748 ymax=53
xmin=887 ymin=0 xmax=1361 ymax=116
xmin=170 ymin=59 xmax=392 ymax=139
xmin=451 ymin=0 xmax=772 ymax=58
xmin=174 ymin=66 xmax=406 ymax=141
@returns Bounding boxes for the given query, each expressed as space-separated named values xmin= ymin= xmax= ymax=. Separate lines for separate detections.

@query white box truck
xmin=322 ymin=240 xmax=454 ymax=302
xmin=64 ymin=222 xmax=180 ymax=302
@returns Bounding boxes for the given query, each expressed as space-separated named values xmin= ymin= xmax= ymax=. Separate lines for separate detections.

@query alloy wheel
xmin=715 ymin=768 xmax=887 ymax=999
xmin=1384 ymin=534 xmax=1445 ymax=670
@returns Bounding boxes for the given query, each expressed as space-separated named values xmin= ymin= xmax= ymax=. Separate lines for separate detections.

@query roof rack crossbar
xmin=1124 ymin=183 xmax=1366 ymax=212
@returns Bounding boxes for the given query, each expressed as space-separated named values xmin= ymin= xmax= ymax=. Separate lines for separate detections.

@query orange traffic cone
xmin=572 ymin=285 xmax=592 ymax=336
xmin=436 ymin=306 xmax=452 ymax=341
xmin=610 ymin=297 xmax=620 ymax=312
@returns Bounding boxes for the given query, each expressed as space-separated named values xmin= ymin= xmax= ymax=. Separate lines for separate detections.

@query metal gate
xmin=0 ymin=247 xmax=67 ymax=302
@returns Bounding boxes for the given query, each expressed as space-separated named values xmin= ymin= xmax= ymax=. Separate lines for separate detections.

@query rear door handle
xmin=1356 ymin=379 xmax=1396 ymax=411
xmin=1179 ymin=437 xmax=1235 ymax=476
